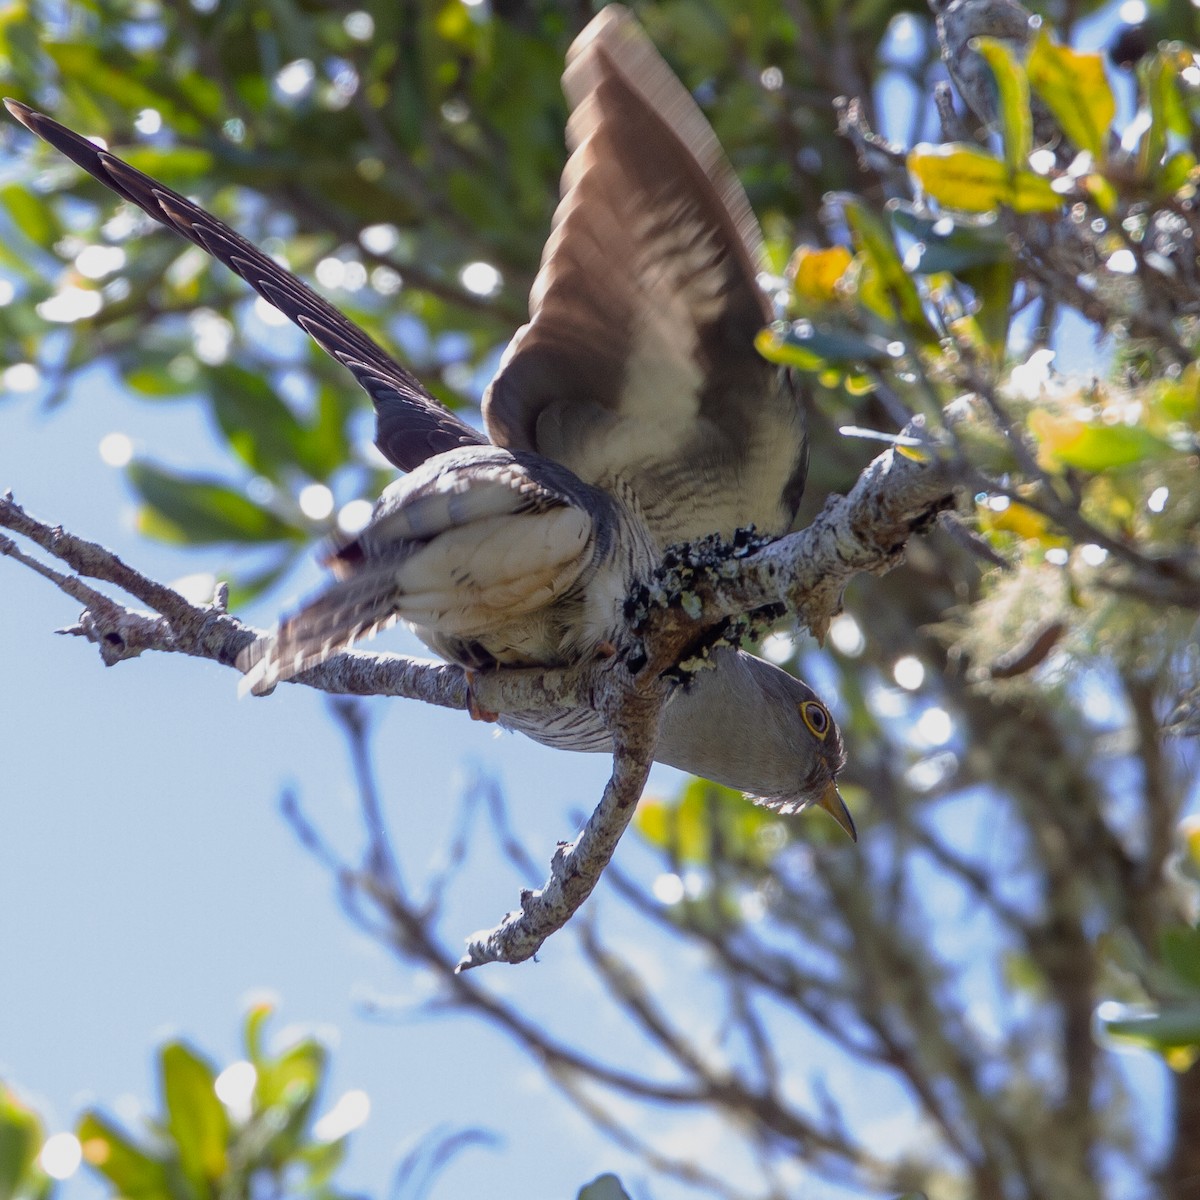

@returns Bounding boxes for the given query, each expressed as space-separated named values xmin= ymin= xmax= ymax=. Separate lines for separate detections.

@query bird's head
xmin=653 ymin=649 xmax=855 ymax=840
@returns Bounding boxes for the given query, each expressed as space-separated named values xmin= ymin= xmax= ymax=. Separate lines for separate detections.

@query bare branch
xmin=457 ymin=672 xmax=665 ymax=969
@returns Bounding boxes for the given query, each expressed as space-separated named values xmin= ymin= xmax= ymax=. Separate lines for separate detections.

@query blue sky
xmin=0 ymin=355 xmax=711 ymax=1199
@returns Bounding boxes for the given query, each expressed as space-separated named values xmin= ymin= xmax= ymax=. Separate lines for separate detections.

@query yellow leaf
xmin=908 ymin=144 xmax=1060 ymax=213
xmin=789 ymin=244 xmax=853 ymax=306
xmin=1027 ymin=31 xmax=1116 ymax=161
xmin=1180 ymin=816 xmax=1200 ymax=870
xmin=1166 ymin=1046 xmax=1200 ymax=1073
xmin=754 ymin=326 xmax=821 ymax=370
xmin=978 ymin=499 xmax=1053 ymax=541
xmin=1080 ymin=173 xmax=1118 ymax=214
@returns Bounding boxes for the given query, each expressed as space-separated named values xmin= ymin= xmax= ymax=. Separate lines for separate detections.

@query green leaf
xmin=1136 ymin=46 xmax=1190 ymax=179
xmin=204 ymin=364 xmax=308 ymax=479
xmin=76 ymin=1112 xmax=171 ymax=1200
xmin=975 ymin=37 xmax=1032 ymax=168
xmin=159 ymin=1042 xmax=229 ymax=1189
xmin=1159 ymin=150 xmax=1197 ymax=196
xmin=0 ymin=1085 xmax=44 ymax=1200
xmin=297 ymin=382 xmax=354 ymax=481
xmin=1098 ymin=1003 xmax=1200 ymax=1052
xmin=42 ymin=44 xmax=203 ymax=134
xmin=889 ymin=203 xmax=1009 ymax=274
xmin=243 ymin=1000 xmax=277 ymax=1066
xmin=1029 ymin=412 xmax=1174 ymax=472
xmin=255 ymin=1037 xmax=328 ymax=1160
xmin=908 ymin=143 xmax=1061 ymax=214
xmin=756 ymin=321 xmax=897 ymax=370
xmin=960 ymin=258 xmax=1015 ymax=355
xmin=1161 ymin=926 xmax=1200 ymax=992
xmin=577 ymin=1175 xmax=633 ymax=1200
xmin=120 ymin=147 xmax=214 ymax=185
xmin=257 ymin=1039 xmax=326 ymax=1112
xmin=1027 ymin=31 xmax=1115 ymax=161
xmin=294 ymin=1138 xmax=347 ymax=1188
xmin=838 ymin=196 xmax=938 ymax=342
xmin=635 ymin=777 xmax=780 ymax=867
xmin=127 ymin=461 xmax=302 ymax=545
xmin=224 ymin=553 xmax=302 ymax=609
xmin=0 ymin=183 xmax=58 ymax=250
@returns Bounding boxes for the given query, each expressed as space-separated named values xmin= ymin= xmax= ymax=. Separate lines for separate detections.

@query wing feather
xmin=482 ymin=6 xmax=807 ymax=547
xmin=4 ymin=98 xmax=485 ymax=472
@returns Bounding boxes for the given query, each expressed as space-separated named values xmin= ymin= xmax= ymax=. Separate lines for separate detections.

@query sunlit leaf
xmin=978 ymin=498 xmax=1056 ymax=542
xmin=1151 ymin=364 xmax=1200 ymax=426
xmin=75 ymin=1113 xmax=171 ymax=1200
xmin=975 ymin=37 xmax=1032 ymax=168
xmin=1029 ymin=411 xmax=1173 ymax=472
xmin=789 ymin=244 xmax=853 ymax=307
xmin=242 ymin=999 xmax=277 ymax=1067
xmin=908 ymin=144 xmax=1060 ymax=213
xmin=1157 ymin=150 xmax=1197 ymax=197
xmin=635 ymin=777 xmax=779 ymax=867
xmin=1027 ymin=32 xmax=1115 ymax=161
xmin=160 ymin=1042 xmax=229 ymax=1189
xmin=0 ymin=1084 xmax=44 ymax=1200
xmin=255 ymin=1037 xmax=328 ymax=1161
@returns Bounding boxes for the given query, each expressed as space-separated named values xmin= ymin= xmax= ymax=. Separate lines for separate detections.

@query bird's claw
xmin=465 ymin=669 xmax=499 ymax=722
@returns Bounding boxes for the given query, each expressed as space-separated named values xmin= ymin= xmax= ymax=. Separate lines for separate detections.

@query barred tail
xmin=237 ymin=570 xmax=404 ymax=694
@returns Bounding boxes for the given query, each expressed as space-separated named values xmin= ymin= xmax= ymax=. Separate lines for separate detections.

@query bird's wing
xmin=4 ymin=99 xmax=486 ymax=472
xmin=482 ymin=5 xmax=807 ymax=549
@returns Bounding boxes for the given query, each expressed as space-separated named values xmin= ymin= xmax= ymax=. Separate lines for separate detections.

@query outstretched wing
xmin=482 ymin=5 xmax=807 ymax=550
xmin=4 ymin=99 xmax=486 ymax=472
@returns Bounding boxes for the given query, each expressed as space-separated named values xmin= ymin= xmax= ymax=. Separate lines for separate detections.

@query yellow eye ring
xmin=800 ymin=700 xmax=831 ymax=739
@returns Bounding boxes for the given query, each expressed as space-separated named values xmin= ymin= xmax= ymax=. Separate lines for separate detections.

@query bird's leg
xmin=464 ymin=668 xmax=500 ymax=722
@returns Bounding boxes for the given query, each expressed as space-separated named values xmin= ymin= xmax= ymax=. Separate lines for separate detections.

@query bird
xmin=4 ymin=5 xmax=853 ymax=836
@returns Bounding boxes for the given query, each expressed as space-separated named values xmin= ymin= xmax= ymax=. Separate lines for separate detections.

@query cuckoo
xmin=5 ymin=6 xmax=853 ymax=835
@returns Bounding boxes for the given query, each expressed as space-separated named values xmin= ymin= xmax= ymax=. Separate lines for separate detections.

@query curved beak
xmin=817 ymin=781 xmax=857 ymax=842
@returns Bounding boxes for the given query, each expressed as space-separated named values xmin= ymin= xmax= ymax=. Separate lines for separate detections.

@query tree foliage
xmin=3 ymin=0 xmax=1200 ymax=1198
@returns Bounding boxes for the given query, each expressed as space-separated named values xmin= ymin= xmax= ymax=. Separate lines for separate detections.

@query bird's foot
xmin=464 ymin=668 xmax=499 ymax=722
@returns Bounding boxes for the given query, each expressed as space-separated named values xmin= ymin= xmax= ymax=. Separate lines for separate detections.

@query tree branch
xmin=2 ymin=417 xmax=964 ymax=963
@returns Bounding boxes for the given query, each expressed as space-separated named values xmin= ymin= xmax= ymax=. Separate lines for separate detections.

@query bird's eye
xmin=800 ymin=700 xmax=830 ymax=739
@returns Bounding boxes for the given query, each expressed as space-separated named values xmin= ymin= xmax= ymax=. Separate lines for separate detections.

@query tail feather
xmin=237 ymin=571 xmax=404 ymax=694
